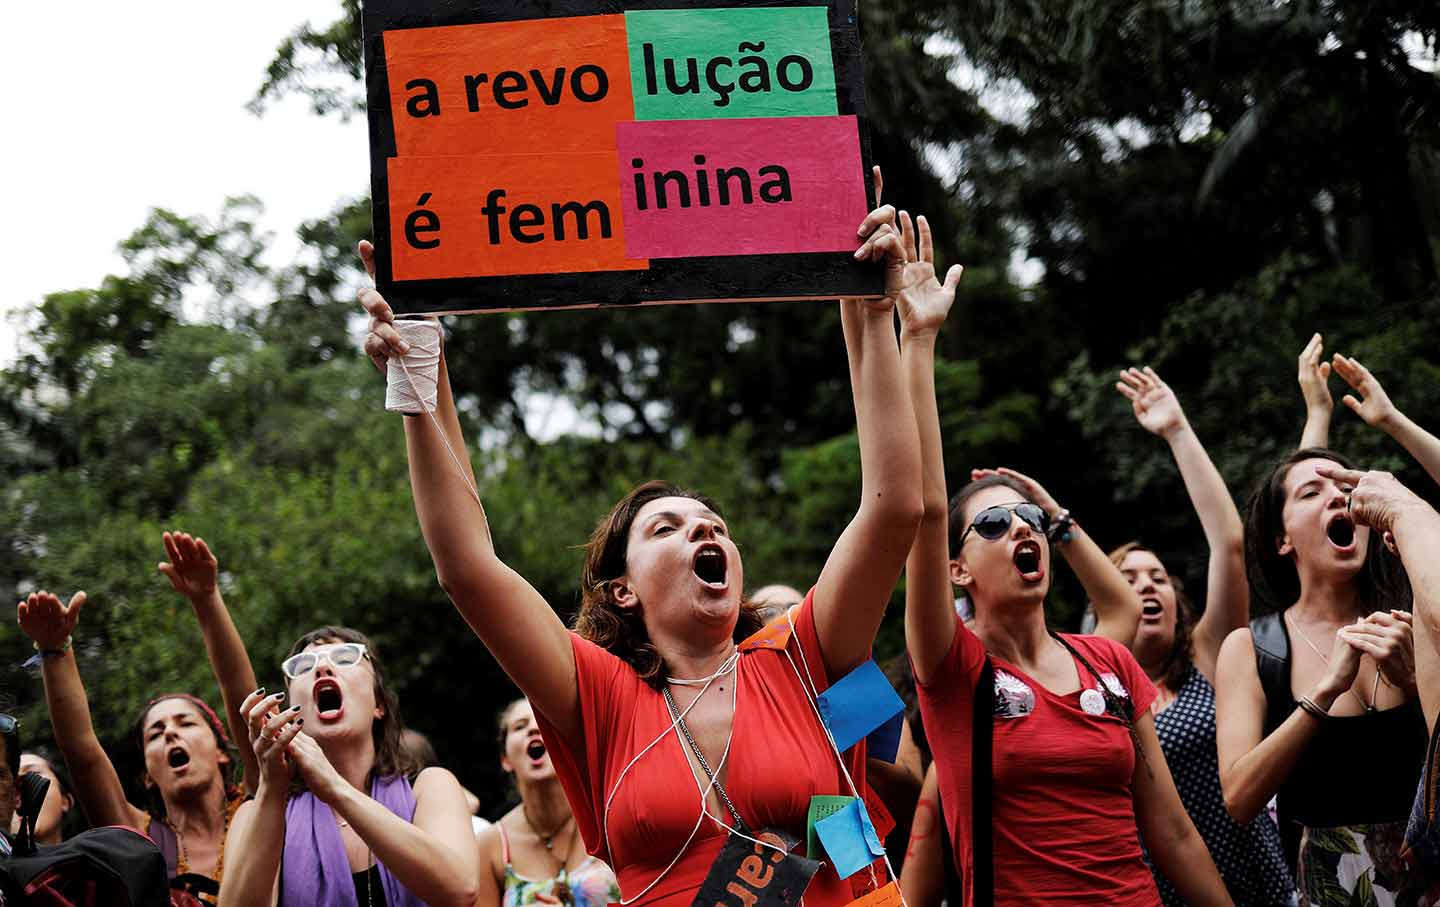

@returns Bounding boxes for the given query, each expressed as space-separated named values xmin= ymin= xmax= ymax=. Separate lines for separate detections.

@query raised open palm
xmin=17 ymin=590 xmax=86 ymax=651
xmin=1117 ymin=367 xmax=1188 ymax=439
xmin=894 ymin=211 xmax=963 ymax=335
xmin=158 ymin=531 xmax=218 ymax=601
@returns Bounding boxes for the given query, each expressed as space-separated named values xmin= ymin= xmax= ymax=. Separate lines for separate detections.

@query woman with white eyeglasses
xmin=219 ymin=626 xmax=480 ymax=907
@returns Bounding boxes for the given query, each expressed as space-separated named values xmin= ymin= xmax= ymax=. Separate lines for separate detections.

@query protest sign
xmin=362 ymin=0 xmax=883 ymax=313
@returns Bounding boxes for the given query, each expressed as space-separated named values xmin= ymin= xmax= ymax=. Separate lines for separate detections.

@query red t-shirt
xmin=534 ymin=591 xmax=870 ymax=907
xmin=916 ymin=624 xmax=1160 ymax=907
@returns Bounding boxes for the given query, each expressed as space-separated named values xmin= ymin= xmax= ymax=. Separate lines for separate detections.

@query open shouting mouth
xmin=1326 ymin=513 xmax=1357 ymax=552
xmin=693 ymin=543 xmax=728 ymax=590
xmin=313 ymin=678 xmax=345 ymax=721
xmin=1013 ymin=540 xmax=1044 ymax=582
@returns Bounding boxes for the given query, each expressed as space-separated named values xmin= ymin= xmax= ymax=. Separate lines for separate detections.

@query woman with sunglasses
xmin=15 ymin=531 xmax=260 ymax=906
xmin=477 ymin=698 xmax=620 ymax=907
xmin=962 ymin=466 xmax=1144 ymax=644
xmin=220 ymin=626 xmax=479 ymax=907
xmin=1214 ymin=353 xmax=1440 ymax=903
xmin=358 ymin=193 xmax=926 ymax=907
xmin=1109 ymin=366 xmax=1293 ymax=905
xmin=901 ymin=247 xmax=1230 ymax=903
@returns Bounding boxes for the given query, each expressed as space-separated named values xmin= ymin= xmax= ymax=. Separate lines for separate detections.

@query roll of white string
xmin=385 ymin=320 xmax=442 ymax=414
xmin=381 ymin=318 xmax=483 ymax=510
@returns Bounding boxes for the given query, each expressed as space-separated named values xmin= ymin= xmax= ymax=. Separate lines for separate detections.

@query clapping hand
xmin=242 ymin=688 xmax=302 ymax=794
xmin=1342 ymin=611 xmax=1417 ymax=696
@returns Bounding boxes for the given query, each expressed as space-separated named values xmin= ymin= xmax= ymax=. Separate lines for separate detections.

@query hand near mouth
xmin=1316 ymin=465 xmax=1428 ymax=541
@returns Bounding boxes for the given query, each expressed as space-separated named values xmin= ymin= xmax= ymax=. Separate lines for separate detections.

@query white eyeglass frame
xmin=281 ymin=643 xmax=369 ymax=679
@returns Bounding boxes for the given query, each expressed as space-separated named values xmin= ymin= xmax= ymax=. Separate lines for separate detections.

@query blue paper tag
xmin=813 ymin=798 xmax=886 ymax=879
xmin=865 ymin=710 xmax=904 ymax=764
xmin=816 ymin=659 xmax=905 ymax=754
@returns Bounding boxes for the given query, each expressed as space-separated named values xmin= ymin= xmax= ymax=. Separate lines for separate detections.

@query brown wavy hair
xmin=575 ymin=480 xmax=765 ymax=689
xmin=1107 ymin=542 xmax=1195 ymax=692
xmin=285 ymin=626 xmax=420 ymax=788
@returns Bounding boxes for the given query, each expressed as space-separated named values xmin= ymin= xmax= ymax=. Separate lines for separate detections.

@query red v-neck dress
xmin=917 ymin=624 xmax=1160 ymax=907
xmin=534 ymin=591 xmax=869 ymax=907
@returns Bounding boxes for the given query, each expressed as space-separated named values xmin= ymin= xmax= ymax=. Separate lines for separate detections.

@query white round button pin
xmin=1080 ymin=688 xmax=1106 ymax=716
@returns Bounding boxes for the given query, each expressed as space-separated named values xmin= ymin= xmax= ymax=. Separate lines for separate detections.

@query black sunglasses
xmin=959 ymin=503 xmax=1050 ymax=547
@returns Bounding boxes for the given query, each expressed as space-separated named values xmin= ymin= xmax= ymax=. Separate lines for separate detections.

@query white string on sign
xmin=382 ymin=319 xmax=484 ymax=511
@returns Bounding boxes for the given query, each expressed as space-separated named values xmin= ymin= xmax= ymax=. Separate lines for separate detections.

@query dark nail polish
xmin=296 ymin=718 xmax=305 ymax=726
xmin=289 ymin=705 xmax=301 ymax=712
xmin=255 ymin=687 xmax=265 ymax=697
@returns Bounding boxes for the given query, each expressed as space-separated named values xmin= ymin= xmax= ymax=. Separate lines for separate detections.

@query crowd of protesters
xmin=7 ymin=188 xmax=1440 ymax=907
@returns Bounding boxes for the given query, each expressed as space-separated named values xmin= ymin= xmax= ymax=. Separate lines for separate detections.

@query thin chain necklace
xmin=523 ymin=804 xmax=576 ymax=904
xmin=523 ymin=802 xmax=575 ymax=855
xmin=1286 ymin=611 xmax=1381 ymax=711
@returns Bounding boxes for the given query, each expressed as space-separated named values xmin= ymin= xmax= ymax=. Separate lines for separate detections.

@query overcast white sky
xmin=0 ymin=1 xmax=368 ymax=363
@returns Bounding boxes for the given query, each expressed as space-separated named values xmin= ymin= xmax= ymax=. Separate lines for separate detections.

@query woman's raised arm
xmin=158 ymin=531 xmax=261 ymax=793
xmin=892 ymin=211 xmax=964 ymax=684
xmin=1117 ymin=367 xmax=1247 ymax=677
xmin=15 ymin=591 xmax=146 ymax=830
xmin=811 ymin=196 xmax=925 ymax=679
xmin=1297 ymin=333 xmax=1334 ymax=449
xmin=358 ymin=242 xmax=578 ymax=743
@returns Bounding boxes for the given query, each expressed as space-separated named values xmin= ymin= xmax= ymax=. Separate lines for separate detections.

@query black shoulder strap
xmin=972 ymin=657 xmax=994 ymax=907
xmin=1249 ymin=612 xmax=1293 ymax=735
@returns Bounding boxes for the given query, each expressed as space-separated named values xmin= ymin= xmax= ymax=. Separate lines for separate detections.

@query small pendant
xmin=544 ymin=838 xmax=554 ymax=850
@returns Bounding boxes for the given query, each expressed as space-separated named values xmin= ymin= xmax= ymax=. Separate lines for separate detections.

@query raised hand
xmin=242 ymin=689 xmax=302 ymax=794
xmin=1116 ymin=367 xmax=1189 ymax=440
xmin=970 ymin=466 xmax=1061 ymax=518
xmin=1297 ymin=333 xmax=1333 ymax=416
xmin=16 ymin=591 xmax=86 ymax=651
xmin=358 ymin=240 xmax=411 ymax=374
xmin=158 ymin=531 xmax=218 ymax=603
xmin=853 ymin=203 xmax=905 ymax=307
xmin=894 ymin=210 xmax=964 ymax=336
xmin=1332 ymin=353 xmax=1398 ymax=430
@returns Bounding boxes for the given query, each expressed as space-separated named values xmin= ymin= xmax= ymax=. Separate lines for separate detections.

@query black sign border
xmin=362 ymin=0 xmax=885 ymax=314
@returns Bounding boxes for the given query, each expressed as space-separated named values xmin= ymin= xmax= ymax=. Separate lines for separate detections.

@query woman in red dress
xmin=360 ymin=194 xmax=931 ymax=907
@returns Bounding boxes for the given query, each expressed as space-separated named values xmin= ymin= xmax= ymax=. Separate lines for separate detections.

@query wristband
xmin=33 ymin=636 xmax=72 ymax=657
xmin=1297 ymin=696 xmax=1329 ymax=721
xmin=1048 ymin=509 xmax=1076 ymax=545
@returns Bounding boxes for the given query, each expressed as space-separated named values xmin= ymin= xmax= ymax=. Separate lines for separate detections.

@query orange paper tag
xmin=738 ymin=605 xmax=801 ymax=651
xmin=847 ymin=880 xmax=902 ymax=907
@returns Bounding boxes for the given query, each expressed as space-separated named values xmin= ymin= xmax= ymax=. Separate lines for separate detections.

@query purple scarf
xmin=282 ymin=774 xmax=426 ymax=907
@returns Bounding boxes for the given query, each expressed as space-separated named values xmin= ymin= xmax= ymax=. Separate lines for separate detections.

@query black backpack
xmin=0 ymin=772 xmax=169 ymax=906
